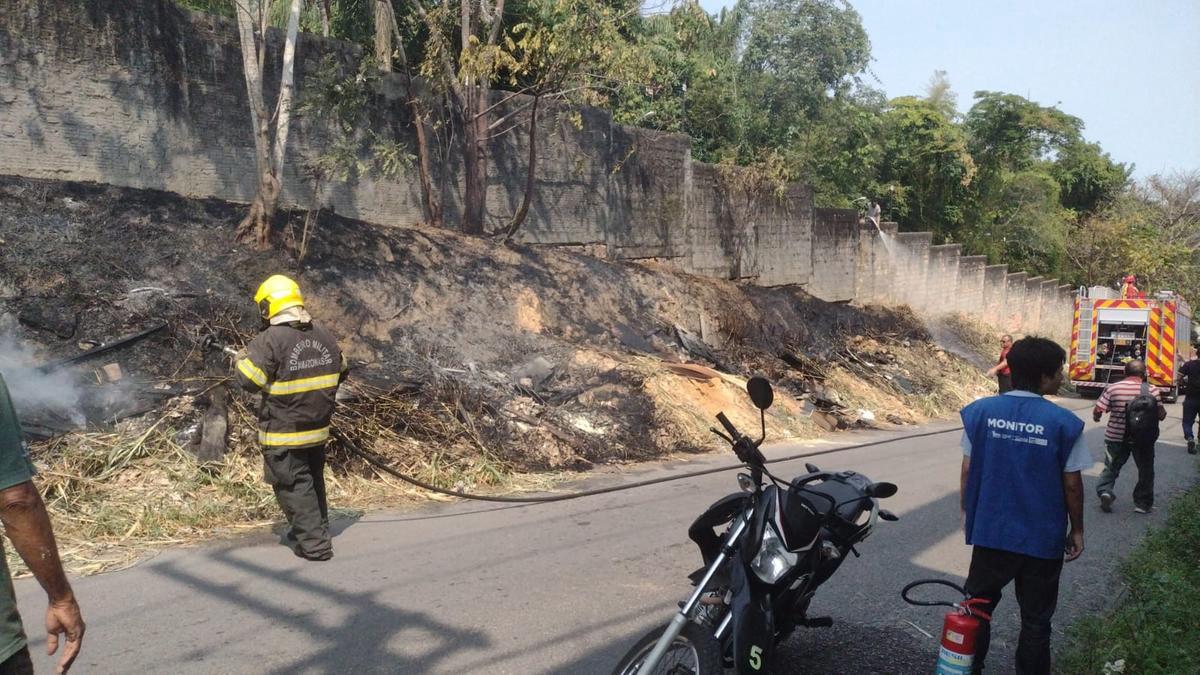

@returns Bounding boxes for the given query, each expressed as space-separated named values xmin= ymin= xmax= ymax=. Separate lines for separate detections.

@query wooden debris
xmin=97 ymin=363 xmax=123 ymax=383
xmin=197 ymin=387 xmax=228 ymax=462
xmin=663 ymin=363 xmax=721 ymax=381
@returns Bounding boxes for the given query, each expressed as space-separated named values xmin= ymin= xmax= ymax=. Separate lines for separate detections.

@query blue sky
xmin=694 ymin=0 xmax=1200 ymax=178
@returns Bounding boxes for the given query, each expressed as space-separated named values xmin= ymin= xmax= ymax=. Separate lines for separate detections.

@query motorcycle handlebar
xmin=715 ymin=412 xmax=740 ymax=440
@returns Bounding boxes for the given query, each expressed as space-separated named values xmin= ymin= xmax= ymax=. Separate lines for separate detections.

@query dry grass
xmin=825 ymin=337 xmax=993 ymax=423
xmin=7 ymin=328 xmax=992 ymax=578
xmin=10 ymin=389 xmax=562 ymax=577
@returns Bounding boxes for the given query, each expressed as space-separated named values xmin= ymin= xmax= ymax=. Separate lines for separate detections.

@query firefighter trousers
xmin=964 ymin=546 xmax=1064 ymax=674
xmin=1182 ymin=398 xmax=1200 ymax=441
xmin=263 ymin=444 xmax=331 ymax=559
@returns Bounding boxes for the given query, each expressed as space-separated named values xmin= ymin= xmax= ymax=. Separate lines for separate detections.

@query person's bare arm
xmin=1062 ymin=471 xmax=1085 ymax=562
xmin=0 ymin=481 xmax=84 ymax=674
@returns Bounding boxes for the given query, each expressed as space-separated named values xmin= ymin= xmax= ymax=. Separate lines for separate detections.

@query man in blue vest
xmin=959 ymin=336 xmax=1090 ymax=673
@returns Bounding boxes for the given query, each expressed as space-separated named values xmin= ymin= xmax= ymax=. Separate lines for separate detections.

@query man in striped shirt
xmin=1093 ymin=360 xmax=1166 ymax=514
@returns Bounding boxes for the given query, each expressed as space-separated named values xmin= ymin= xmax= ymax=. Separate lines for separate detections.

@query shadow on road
xmin=148 ymin=548 xmax=491 ymax=673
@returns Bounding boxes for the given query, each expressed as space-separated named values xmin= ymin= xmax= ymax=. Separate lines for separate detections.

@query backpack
xmin=1124 ymin=381 xmax=1160 ymax=444
xmin=1184 ymin=363 xmax=1200 ymax=397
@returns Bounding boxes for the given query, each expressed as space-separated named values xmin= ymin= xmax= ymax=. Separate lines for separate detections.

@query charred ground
xmin=0 ymin=175 xmax=993 ymax=572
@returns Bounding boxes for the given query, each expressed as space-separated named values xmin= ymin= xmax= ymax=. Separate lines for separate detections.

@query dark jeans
xmin=1183 ymin=398 xmax=1200 ymax=441
xmin=997 ymin=373 xmax=1013 ymax=394
xmin=965 ymin=546 xmax=1064 ymax=674
xmin=0 ymin=646 xmax=33 ymax=675
xmin=1097 ymin=439 xmax=1155 ymax=509
xmin=263 ymin=445 xmax=331 ymax=557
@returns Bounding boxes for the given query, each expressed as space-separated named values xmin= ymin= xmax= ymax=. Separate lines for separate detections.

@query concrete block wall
xmin=1038 ymin=281 xmax=1059 ymax=341
xmin=809 ymin=208 xmax=860 ymax=301
xmin=0 ymin=0 xmax=1079 ymax=341
xmin=893 ymin=233 xmax=933 ymax=311
xmin=1024 ymin=278 xmax=1045 ymax=337
xmin=854 ymin=222 xmax=898 ymax=303
xmin=957 ymin=256 xmax=987 ymax=315
xmin=981 ymin=265 xmax=1009 ymax=326
xmin=1005 ymin=274 xmax=1029 ymax=333
xmin=927 ymin=245 xmax=962 ymax=311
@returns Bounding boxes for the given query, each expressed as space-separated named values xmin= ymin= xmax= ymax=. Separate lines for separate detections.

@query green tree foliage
xmin=1052 ymin=139 xmax=1132 ymax=214
xmin=737 ymin=0 xmax=871 ymax=144
xmin=875 ymin=96 xmax=974 ymax=238
xmin=173 ymin=0 xmax=1171 ymax=291
xmin=1064 ymin=172 xmax=1200 ymax=300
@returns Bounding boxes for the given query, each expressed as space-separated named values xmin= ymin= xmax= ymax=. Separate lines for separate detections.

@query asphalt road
xmin=16 ymin=401 xmax=1198 ymax=674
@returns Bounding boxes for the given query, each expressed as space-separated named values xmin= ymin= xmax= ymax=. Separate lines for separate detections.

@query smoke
xmin=0 ymin=333 xmax=86 ymax=434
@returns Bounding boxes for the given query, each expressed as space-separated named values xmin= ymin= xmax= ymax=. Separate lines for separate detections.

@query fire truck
xmin=1069 ymin=286 xmax=1193 ymax=401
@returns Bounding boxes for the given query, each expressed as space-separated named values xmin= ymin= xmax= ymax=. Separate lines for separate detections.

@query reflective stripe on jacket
xmin=234 ymin=320 xmax=346 ymax=450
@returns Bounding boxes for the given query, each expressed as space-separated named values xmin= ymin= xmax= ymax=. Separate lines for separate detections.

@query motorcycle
xmin=612 ymin=376 xmax=899 ymax=674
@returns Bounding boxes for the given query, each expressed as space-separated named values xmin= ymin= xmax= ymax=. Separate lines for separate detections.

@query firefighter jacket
xmin=234 ymin=319 xmax=347 ymax=451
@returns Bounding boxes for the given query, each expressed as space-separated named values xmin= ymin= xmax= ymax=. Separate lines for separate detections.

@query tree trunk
xmin=375 ymin=1 xmax=393 ymax=72
xmin=461 ymin=86 xmax=488 ymax=235
xmin=384 ymin=1 xmax=440 ymax=226
xmin=233 ymin=0 xmax=302 ymax=249
xmin=413 ymin=108 xmax=442 ymax=226
xmin=270 ymin=0 xmax=302 ymax=175
xmin=318 ymin=0 xmax=332 ymax=37
xmin=504 ymin=94 xmax=540 ymax=241
xmin=235 ymin=1 xmax=270 ymax=180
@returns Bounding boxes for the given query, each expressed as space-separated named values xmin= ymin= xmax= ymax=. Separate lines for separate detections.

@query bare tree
xmin=1141 ymin=170 xmax=1200 ymax=244
xmin=234 ymin=0 xmax=304 ymax=249
xmin=410 ymin=0 xmax=506 ymax=235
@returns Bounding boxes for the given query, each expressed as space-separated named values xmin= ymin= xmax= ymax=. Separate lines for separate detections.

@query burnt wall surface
xmin=0 ymin=0 xmax=812 ymax=285
xmin=1 ymin=0 xmax=1074 ymax=338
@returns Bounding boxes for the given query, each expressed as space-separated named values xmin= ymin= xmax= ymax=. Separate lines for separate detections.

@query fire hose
xmin=37 ymin=320 xmax=169 ymax=373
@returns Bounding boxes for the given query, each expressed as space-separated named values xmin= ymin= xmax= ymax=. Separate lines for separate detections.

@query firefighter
xmin=1121 ymin=275 xmax=1140 ymax=299
xmin=234 ymin=275 xmax=347 ymax=561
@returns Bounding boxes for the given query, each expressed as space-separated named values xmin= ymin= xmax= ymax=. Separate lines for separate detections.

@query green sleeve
xmin=0 ymin=377 xmax=35 ymax=491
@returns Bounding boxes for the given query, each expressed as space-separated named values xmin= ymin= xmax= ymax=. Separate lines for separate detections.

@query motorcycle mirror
xmin=866 ymin=482 xmax=898 ymax=499
xmin=746 ymin=376 xmax=774 ymax=410
xmin=805 ymin=462 xmax=820 ymax=474
xmin=878 ymin=509 xmax=899 ymax=522
xmin=736 ymin=472 xmax=755 ymax=493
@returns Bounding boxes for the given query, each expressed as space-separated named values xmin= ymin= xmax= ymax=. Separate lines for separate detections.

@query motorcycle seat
xmin=798 ymin=479 xmax=869 ymax=524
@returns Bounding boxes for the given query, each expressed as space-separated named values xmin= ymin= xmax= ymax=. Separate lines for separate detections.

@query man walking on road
xmin=1094 ymin=360 xmax=1166 ymax=514
xmin=1179 ymin=347 xmax=1200 ymax=455
xmin=959 ymin=336 xmax=1088 ymax=674
xmin=986 ymin=334 xmax=1014 ymax=393
xmin=235 ymin=275 xmax=347 ymax=561
xmin=0 ymin=374 xmax=85 ymax=674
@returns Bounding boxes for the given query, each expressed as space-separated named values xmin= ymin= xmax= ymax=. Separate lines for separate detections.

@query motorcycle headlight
xmin=750 ymin=524 xmax=799 ymax=584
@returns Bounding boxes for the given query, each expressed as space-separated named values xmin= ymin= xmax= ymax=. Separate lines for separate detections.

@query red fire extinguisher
xmin=903 ymin=579 xmax=993 ymax=674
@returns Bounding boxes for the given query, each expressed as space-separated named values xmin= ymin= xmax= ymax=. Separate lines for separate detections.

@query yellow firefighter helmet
xmin=254 ymin=275 xmax=304 ymax=320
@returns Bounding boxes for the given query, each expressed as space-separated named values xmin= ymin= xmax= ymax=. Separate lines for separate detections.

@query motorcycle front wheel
xmin=611 ymin=621 xmax=724 ymax=675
